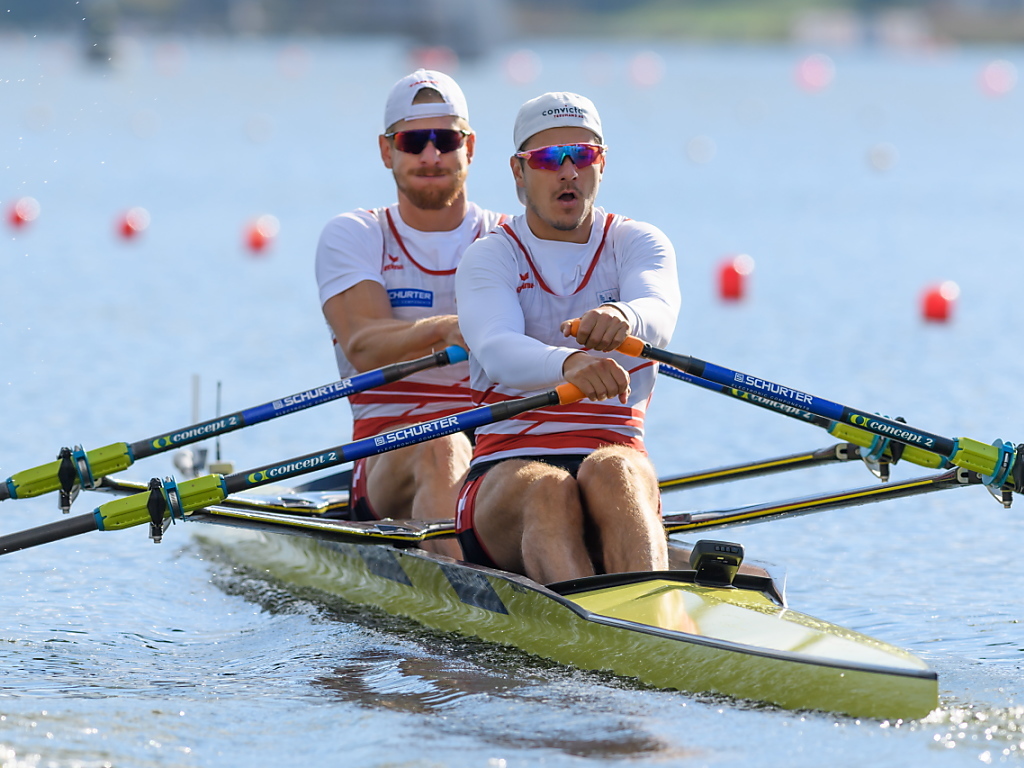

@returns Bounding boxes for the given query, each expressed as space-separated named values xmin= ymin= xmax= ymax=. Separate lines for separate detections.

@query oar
xmin=658 ymin=442 xmax=868 ymax=492
xmin=0 ymin=383 xmax=584 ymax=556
xmin=0 ymin=346 xmax=468 ymax=512
xmin=581 ymin=325 xmax=1023 ymax=502
xmin=662 ymin=466 xmax=979 ymax=534
xmin=657 ymin=365 xmax=944 ymax=480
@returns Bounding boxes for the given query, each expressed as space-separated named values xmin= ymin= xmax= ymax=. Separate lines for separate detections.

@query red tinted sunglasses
xmin=514 ymin=143 xmax=607 ymax=171
xmin=385 ymin=128 xmax=471 ymax=154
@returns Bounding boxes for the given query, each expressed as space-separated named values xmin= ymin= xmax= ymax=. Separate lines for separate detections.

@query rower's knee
xmin=512 ymin=464 xmax=585 ymax=534
xmin=577 ymin=447 xmax=655 ymax=494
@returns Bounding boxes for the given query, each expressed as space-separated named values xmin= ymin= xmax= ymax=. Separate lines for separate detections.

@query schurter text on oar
xmin=733 ymin=374 xmax=814 ymax=406
xmin=274 ymin=380 xmax=354 ymax=410
xmin=375 ymin=416 xmax=460 ymax=447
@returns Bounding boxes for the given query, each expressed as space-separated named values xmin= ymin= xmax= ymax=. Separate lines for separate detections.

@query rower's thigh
xmin=472 ymin=460 xmax=581 ymax=572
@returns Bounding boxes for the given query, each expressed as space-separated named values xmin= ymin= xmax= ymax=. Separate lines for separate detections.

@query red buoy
xmin=117 ymin=206 xmax=150 ymax=239
xmin=245 ymin=214 xmax=279 ymax=255
xmin=921 ymin=281 xmax=959 ymax=323
xmin=8 ymin=197 xmax=40 ymax=229
xmin=795 ymin=53 xmax=835 ymax=93
xmin=718 ymin=254 xmax=755 ymax=301
xmin=979 ymin=59 xmax=1017 ymax=97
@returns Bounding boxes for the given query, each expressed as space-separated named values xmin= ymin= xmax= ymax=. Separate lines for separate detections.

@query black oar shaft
xmin=659 ymin=444 xmax=854 ymax=492
xmin=663 ymin=468 xmax=975 ymax=534
xmin=0 ymin=513 xmax=97 ymax=555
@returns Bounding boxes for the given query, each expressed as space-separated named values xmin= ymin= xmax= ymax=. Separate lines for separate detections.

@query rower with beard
xmin=315 ymin=70 xmax=507 ymax=555
xmin=453 ymin=92 xmax=680 ymax=583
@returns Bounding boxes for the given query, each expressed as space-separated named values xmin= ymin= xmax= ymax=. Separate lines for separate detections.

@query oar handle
xmin=567 ymin=319 xmax=646 ymax=357
xmin=555 ymin=382 xmax=586 ymax=404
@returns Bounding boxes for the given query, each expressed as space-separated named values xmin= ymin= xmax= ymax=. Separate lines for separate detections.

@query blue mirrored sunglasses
xmin=514 ymin=143 xmax=607 ymax=171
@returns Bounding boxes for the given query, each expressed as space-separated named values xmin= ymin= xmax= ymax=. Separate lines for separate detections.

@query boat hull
xmin=192 ymin=513 xmax=937 ymax=720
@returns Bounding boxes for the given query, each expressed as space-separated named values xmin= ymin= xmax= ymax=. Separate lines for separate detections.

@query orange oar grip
xmin=617 ymin=337 xmax=645 ymax=357
xmin=555 ymin=383 xmax=586 ymax=404
xmin=566 ymin=319 xmax=645 ymax=358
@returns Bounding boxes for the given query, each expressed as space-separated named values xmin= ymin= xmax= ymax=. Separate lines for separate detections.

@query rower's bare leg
xmin=364 ymin=432 xmax=471 ymax=558
xmin=577 ymin=445 xmax=667 ymax=574
xmin=472 ymin=460 xmax=594 ymax=584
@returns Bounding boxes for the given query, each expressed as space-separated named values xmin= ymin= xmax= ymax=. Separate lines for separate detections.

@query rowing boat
xmin=13 ymin=332 xmax=1015 ymax=722
xmin=97 ymin=471 xmax=938 ymax=721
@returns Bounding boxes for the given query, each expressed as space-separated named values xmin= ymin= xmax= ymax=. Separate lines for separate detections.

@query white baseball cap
xmin=383 ymin=69 xmax=469 ymax=131
xmin=513 ymin=92 xmax=603 ymax=150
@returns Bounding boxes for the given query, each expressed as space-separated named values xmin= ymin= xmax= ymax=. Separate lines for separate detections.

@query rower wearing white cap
xmin=315 ymin=70 xmax=507 ymax=555
xmin=454 ymin=92 xmax=680 ymax=583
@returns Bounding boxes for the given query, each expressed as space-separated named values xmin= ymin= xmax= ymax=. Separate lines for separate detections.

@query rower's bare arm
xmin=561 ymin=305 xmax=630 ymax=352
xmin=323 ymin=281 xmax=464 ymax=372
xmin=562 ymin=351 xmax=631 ymax=403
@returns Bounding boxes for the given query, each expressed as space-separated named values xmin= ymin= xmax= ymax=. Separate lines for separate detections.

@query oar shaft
xmin=646 ymin=344 xmax=959 ymax=457
xmin=658 ymin=365 xmax=947 ymax=470
xmin=663 ymin=468 xmax=975 ymax=533
xmin=0 ymin=513 xmax=97 ymax=555
xmin=595 ymin=328 xmax=1013 ymax=483
xmin=2 ymin=346 xmax=467 ymax=503
xmin=129 ymin=346 xmax=466 ymax=460
xmin=90 ymin=383 xmax=584 ymax=539
xmin=658 ymin=365 xmax=832 ymax=429
xmin=221 ymin=387 xmax=571 ymax=496
xmin=659 ymin=444 xmax=857 ymax=493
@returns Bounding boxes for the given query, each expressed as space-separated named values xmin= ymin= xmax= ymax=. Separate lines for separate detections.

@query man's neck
xmin=395 ymin=192 xmax=469 ymax=232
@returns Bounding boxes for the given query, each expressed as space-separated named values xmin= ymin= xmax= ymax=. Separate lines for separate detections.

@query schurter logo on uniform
xmin=388 ymin=288 xmax=433 ymax=307
xmin=597 ymin=289 xmax=619 ymax=303
xmin=516 ymin=271 xmax=535 ymax=294
xmin=383 ymin=254 xmax=403 ymax=272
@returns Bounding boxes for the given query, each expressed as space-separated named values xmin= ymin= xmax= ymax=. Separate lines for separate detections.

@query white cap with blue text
xmin=384 ymin=69 xmax=469 ymax=131
xmin=513 ymin=92 xmax=603 ymax=150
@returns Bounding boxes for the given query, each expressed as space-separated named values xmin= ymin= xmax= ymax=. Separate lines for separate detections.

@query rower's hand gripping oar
xmin=570 ymin=322 xmax=1024 ymax=505
xmin=0 ymin=383 xmax=586 ymax=556
xmin=0 ymin=346 xmax=468 ymax=512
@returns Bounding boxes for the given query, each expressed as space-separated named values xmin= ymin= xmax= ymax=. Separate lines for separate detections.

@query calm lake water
xmin=2 ymin=32 xmax=1024 ymax=767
